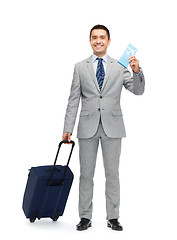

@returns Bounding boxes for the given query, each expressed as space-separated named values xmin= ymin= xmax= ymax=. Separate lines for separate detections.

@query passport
xmin=118 ymin=43 xmax=137 ymax=68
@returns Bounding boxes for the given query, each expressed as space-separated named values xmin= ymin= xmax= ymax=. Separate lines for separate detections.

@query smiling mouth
xmin=95 ymin=45 xmax=104 ymax=48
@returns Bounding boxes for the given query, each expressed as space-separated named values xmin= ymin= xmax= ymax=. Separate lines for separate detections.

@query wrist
xmin=134 ymin=68 xmax=140 ymax=74
xmin=134 ymin=67 xmax=142 ymax=76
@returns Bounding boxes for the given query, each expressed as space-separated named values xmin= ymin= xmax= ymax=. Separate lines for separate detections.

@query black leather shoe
xmin=107 ymin=219 xmax=123 ymax=231
xmin=76 ymin=218 xmax=92 ymax=231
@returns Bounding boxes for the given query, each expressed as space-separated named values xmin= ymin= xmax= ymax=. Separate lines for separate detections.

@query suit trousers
xmin=78 ymin=118 xmax=122 ymax=220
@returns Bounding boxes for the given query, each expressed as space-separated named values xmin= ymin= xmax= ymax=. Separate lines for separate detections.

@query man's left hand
xmin=129 ymin=56 xmax=140 ymax=74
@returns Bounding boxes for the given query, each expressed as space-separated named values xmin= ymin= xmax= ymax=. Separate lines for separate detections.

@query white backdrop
xmin=1 ymin=0 xmax=177 ymax=239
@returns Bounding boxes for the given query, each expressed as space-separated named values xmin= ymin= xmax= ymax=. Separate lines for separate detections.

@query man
xmin=62 ymin=25 xmax=145 ymax=231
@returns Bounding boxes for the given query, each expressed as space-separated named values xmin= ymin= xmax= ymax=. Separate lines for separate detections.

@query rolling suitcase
xmin=22 ymin=140 xmax=75 ymax=222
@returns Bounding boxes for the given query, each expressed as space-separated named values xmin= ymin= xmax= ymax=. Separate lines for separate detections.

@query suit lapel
xmin=86 ymin=55 xmax=114 ymax=93
xmin=86 ymin=56 xmax=100 ymax=92
xmin=101 ymin=56 xmax=113 ymax=92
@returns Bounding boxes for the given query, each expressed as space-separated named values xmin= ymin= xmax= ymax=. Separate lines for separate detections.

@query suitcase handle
xmin=47 ymin=140 xmax=75 ymax=186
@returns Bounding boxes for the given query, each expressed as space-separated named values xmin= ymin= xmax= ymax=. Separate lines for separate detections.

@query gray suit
xmin=63 ymin=55 xmax=145 ymax=219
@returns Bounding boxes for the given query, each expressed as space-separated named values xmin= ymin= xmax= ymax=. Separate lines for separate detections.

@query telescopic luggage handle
xmin=48 ymin=140 xmax=75 ymax=186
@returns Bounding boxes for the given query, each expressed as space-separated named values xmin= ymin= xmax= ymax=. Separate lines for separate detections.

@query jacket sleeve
xmin=123 ymin=67 xmax=145 ymax=95
xmin=63 ymin=65 xmax=81 ymax=134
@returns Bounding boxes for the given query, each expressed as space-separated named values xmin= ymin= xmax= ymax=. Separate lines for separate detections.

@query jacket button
xmin=98 ymin=108 xmax=100 ymax=111
xmin=100 ymin=96 xmax=102 ymax=99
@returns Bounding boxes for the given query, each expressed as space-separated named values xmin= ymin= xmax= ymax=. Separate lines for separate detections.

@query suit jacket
xmin=63 ymin=55 xmax=145 ymax=138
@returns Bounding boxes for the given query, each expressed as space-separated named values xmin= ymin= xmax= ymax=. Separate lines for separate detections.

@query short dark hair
xmin=90 ymin=24 xmax=110 ymax=40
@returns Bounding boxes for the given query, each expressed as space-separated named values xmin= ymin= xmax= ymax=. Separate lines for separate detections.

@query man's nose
xmin=96 ymin=37 xmax=101 ymax=44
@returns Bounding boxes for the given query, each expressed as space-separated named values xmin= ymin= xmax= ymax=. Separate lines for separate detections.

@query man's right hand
xmin=62 ymin=132 xmax=72 ymax=144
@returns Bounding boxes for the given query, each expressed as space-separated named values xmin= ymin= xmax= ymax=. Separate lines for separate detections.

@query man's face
xmin=89 ymin=29 xmax=111 ymax=57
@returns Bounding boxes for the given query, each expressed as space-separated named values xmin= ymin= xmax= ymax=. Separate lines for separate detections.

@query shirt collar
xmin=92 ymin=53 xmax=108 ymax=63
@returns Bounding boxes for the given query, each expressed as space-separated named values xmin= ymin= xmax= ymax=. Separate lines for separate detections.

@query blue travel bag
xmin=22 ymin=140 xmax=75 ymax=222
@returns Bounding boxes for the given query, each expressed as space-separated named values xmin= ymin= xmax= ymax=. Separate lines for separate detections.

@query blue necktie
xmin=96 ymin=58 xmax=105 ymax=90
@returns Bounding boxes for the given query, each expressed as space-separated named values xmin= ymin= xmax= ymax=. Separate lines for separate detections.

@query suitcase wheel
xmin=52 ymin=217 xmax=59 ymax=221
xmin=52 ymin=210 xmax=60 ymax=221
xmin=30 ymin=217 xmax=36 ymax=223
xmin=30 ymin=213 xmax=38 ymax=223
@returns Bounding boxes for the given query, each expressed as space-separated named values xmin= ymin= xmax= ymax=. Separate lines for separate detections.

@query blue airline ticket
xmin=118 ymin=43 xmax=137 ymax=68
